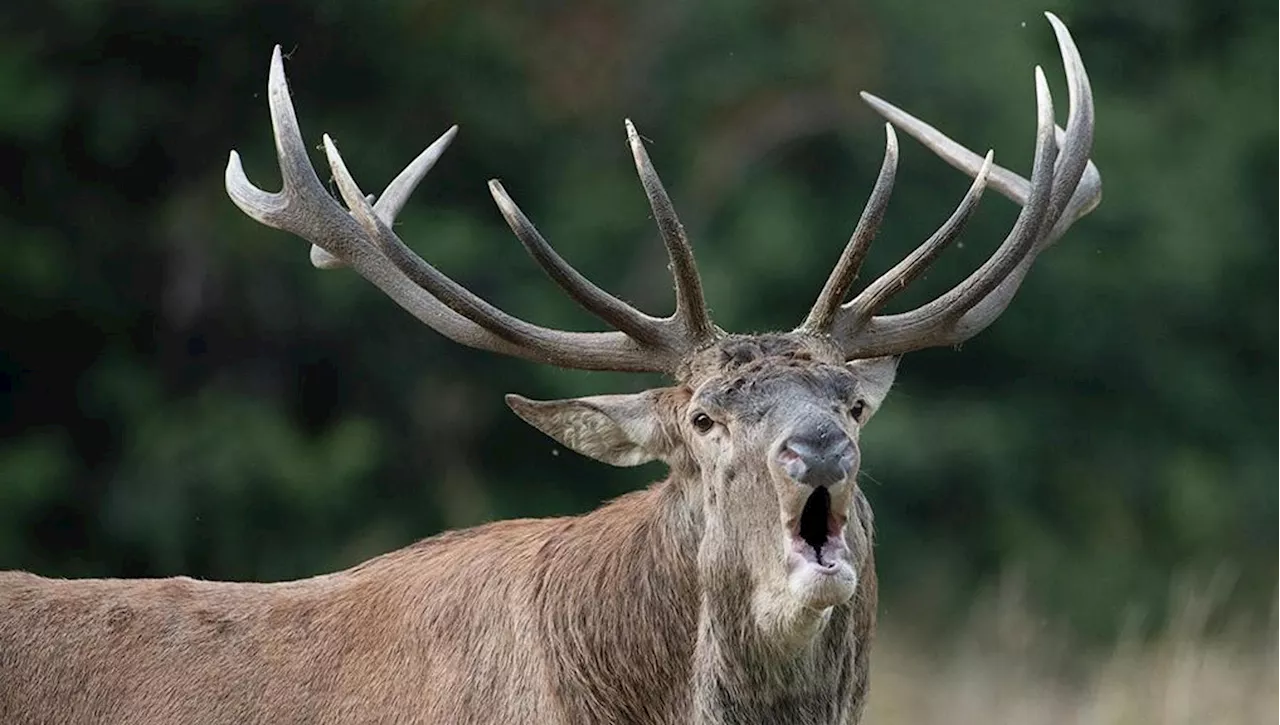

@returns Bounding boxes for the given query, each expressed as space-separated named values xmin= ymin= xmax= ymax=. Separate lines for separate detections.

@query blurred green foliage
xmin=0 ymin=0 xmax=1274 ymax=640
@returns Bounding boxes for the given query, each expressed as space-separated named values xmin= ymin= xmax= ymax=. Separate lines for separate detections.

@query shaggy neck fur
xmin=533 ymin=469 xmax=875 ymax=724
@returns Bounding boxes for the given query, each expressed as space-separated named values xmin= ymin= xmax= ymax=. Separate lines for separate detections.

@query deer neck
xmin=532 ymin=475 xmax=703 ymax=722
xmin=587 ymin=473 xmax=859 ymax=723
xmin=688 ymin=494 xmax=872 ymax=724
xmin=691 ymin=571 xmax=862 ymax=721
xmin=534 ymin=473 xmax=866 ymax=724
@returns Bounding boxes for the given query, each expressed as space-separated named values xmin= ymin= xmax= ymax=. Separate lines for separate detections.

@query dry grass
xmin=865 ymin=578 xmax=1277 ymax=725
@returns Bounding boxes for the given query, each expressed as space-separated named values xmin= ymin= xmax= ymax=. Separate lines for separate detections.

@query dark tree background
xmin=1 ymin=0 xmax=1275 ymax=641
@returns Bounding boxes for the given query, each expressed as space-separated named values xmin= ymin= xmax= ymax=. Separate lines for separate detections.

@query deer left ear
xmin=847 ymin=356 xmax=899 ymax=420
xmin=505 ymin=392 xmax=667 ymax=467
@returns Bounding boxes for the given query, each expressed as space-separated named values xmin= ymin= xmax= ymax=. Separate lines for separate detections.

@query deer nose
xmin=777 ymin=425 xmax=857 ymax=487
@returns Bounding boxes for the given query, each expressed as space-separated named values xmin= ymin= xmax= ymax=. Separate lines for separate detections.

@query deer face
xmin=507 ymin=334 xmax=897 ymax=615
xmin=682 ymin=336 xmax=896 ymax=612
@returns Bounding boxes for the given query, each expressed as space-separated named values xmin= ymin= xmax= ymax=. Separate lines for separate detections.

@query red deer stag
xmin=1 ymin=13 xmax=1100 ymax=725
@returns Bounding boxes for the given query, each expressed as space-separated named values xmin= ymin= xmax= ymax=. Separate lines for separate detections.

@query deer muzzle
xmin=776 ymin=422 xmax=857 ymax=487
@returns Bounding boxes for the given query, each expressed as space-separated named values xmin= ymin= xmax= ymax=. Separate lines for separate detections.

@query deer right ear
xmin=505 ymin=392 xmax=667 ymax=467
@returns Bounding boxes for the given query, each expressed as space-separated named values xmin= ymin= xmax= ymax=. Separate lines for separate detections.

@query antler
xmin=227 ymin=13 xmax=1098 ymax=373
xmin=226 ymin=48 xmax=716 ymax=374
xmin=801 ymin=12 xmax=1102 ymax=358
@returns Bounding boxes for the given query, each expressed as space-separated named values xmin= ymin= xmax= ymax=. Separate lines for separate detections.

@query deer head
xmin=226 ymin=12 xmax=1098 ymax=642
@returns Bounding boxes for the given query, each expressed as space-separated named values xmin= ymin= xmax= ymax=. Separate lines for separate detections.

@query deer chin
xmin=787 ymin=550 xmax=857 ymax=610
xmin=783 ymin=485 xmax=857 ymax=608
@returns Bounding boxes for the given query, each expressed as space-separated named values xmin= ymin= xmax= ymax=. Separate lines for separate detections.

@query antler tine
xmin=471 ymin=121 xmax=735 ymax=361
xmin=226 ymin=46 xmax=681 ymax=373
xmin=486 ymin=180 xmax=671 ymax=349
xmin=1043 ymin=11 xmax=1097 ymax=230
xmin=308 ymin=127 xmax=459 ymax=271
xmin=826 ymin=13 xmax=1099 ymax=358
xmin=801 ymin=123 xmax=899 ymax=333
xmin=226 ymin=47 xmax=329 ymax=235
xmin=844 ymin=151 xmax=995 ymax=325
xmin=376 ymin=126 xmax=458 ymax=223
xmin=625 ymin=120 xmax=718 ymax=343
xmin=860 ymin=92 xmax=1032 ymax=206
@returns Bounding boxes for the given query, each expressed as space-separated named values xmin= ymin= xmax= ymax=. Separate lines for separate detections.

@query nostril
xmin=779 ymin=431 xmax=855 ymax=486
xmin=782 ymin=439 xmax=818 ymax=460
xmin=778 ymin=443 xmax=811 ymax=482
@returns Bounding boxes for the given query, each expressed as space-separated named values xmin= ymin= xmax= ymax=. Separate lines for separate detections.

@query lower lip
xmin=789 ymin=553 xmax=845 ymax=579
xmin=811 ymin=561 xmax=840 ymax=575
xmin=790 ymin=533 xmax=848 ymax=570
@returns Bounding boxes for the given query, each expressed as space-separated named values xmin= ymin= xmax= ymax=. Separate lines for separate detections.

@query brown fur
xmin=1 ymin=483 xmax=876 ymax=724
xmin=1 ymin=335 xmax=886 ymax=725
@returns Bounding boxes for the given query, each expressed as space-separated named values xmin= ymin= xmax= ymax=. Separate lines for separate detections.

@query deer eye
xmin=849 ymin=399 xmax=867 ymax=422
xmin=691 ymin=412 xmax=716 ymax=434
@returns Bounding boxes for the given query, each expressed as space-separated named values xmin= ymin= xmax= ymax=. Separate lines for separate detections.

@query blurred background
xmin=1 ymin=0 xmax=1275 ymax=720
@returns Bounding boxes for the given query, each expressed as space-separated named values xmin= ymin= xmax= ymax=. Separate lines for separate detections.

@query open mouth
xmin=791 ymin=486 xmax=845 ymax=570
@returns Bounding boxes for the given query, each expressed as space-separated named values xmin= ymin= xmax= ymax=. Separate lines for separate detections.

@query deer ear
xmin=847 ymin=356 xmax=899 ymax=420
xmin=505 ymin=392 xmax=667 ymax=467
